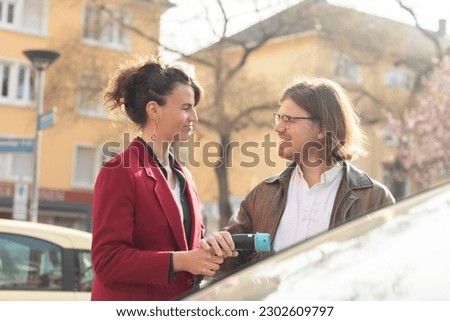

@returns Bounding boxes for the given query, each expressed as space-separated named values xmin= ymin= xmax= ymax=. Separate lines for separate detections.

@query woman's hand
xmin=172 ymin=248 xmax=224 ymax=277
xmin=200 ymin=231 xmax=239 ymax=258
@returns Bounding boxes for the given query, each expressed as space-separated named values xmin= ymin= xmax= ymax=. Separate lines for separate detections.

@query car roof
xmin=183 ymin=181 xmax=450 ymax=300
xmin=0 ymin=219 xmax=91 ymax=250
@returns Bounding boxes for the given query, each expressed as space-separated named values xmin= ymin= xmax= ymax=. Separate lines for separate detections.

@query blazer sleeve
xmin=91 ymin=160 xmax=172 ymax=287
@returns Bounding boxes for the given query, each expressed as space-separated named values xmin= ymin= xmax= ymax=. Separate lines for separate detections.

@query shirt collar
xmin=295 ymin=163 xmax=343 ymax=187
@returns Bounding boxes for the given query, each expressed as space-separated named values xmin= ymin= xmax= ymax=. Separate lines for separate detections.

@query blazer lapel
xmin=131 ymin=139 xmax=188 ymax=251
xmin=153 ymin=181 xmax=188 ymax=250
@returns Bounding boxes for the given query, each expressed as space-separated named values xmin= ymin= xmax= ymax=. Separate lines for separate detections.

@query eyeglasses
xmin=273 ymin=113 xmax=320 ymax=125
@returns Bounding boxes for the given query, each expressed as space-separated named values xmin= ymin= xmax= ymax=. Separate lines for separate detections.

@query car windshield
xmin=184 ymin=182 xmax=450 ymax=301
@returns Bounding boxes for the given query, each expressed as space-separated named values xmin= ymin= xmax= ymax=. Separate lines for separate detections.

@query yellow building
xmin=0 ymin=0 xmax=170 ymax=230
xmin=187 ymin=0 xmax=448 ymax=230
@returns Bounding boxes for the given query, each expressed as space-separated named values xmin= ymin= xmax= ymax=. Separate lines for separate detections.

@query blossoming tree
xmin=385 ymin=56 xmax=450 ymax=188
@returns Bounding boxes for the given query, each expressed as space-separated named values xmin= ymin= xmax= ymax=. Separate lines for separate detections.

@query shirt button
xmin=350 ymin=195 xmax=356 ymax=200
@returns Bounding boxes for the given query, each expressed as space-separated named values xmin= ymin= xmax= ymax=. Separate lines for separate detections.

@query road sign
xmin=13 ymin=179 xmax=29 ymax=220
xmin=0 ymin=137 xmax=34 ymax=153
xmin=38 ymin=107 xmax=57 ymax=130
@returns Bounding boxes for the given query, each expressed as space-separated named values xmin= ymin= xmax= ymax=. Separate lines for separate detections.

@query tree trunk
xmin=214 ymin=133 xmax=233 ymax=228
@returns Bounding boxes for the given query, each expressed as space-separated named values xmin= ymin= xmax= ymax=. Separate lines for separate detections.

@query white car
xmin=184 ymin=182 xmax=450 ymax=300
xmin=0 ymin=219 xmax=92 ymax=300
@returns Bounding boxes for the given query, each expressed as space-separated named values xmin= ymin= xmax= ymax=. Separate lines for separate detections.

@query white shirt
xmin=170 ymin=175 xmax=183 ymax=219
xmin=273 ymin=163 xmax=344 ymax=252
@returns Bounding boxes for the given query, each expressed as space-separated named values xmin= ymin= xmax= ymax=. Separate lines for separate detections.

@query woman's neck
xmin=140 ymin=132 xmax=170 ymax=166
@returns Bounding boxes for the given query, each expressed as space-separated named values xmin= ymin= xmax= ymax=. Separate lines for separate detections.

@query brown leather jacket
xmin=222 ymin=161 xmax=395 ymax=271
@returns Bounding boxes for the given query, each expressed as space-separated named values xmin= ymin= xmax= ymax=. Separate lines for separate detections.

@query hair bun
xmin=138 ymin=62 xmax=166 ymax=75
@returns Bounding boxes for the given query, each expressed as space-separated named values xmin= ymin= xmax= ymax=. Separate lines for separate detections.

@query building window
xmin=76 ymin=73 xmax=107 ymax=118
xmin=333 ymin=52 xmax=362 ymax=84
xmin=73 ymin=145 xmax=104 ymax=189
xmin=0 ymin=0 xmax=47 ymax=35
xmin=0 ymin=59 xmax=35 ymax=106
xmin=82 ymin=4 xmax=131 ymax=50
xmin=385 ymin=67 xmax=414 ymax=90
xmin=0 ymin=138 xmax=33 ymax=182
xmin=11 ymin=153 xmax=33 ymax=179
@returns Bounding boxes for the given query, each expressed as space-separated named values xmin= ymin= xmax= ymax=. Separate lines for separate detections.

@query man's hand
xmin=201 ymin=231 xmax=239 ymax=258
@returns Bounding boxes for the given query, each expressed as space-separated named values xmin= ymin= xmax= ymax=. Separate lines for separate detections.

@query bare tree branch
xmin=226 ymin=28 xmax=278 ymax=80
xmin=217 ymin=0 xmax=229 ymax=39
xmin=197 ymin=117 xmax=217 ymax=129
xmin=395 ymin=0 xmax=443 ymax=59
xmin=98 ymin=4 xmax=215 ymax=67
xmin=231 ymin=103 xmax=275 ymax=129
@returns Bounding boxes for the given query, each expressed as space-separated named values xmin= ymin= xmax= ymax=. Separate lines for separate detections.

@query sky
xmin=160 ymin=0 xmax=450 ymax=61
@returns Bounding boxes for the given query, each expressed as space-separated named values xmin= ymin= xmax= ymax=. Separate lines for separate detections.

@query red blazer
xmin=91 ymin=138 xmax=204 ymax=300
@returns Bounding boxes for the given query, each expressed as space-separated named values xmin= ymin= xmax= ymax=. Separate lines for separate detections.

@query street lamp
xmin=23 ymin=50 xmax=60 ymax=223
